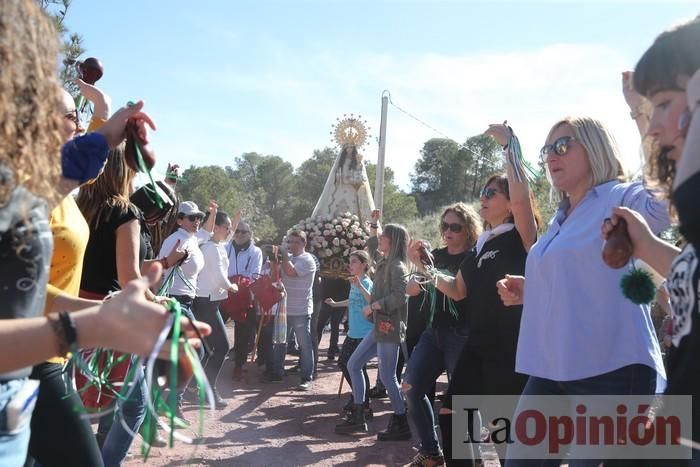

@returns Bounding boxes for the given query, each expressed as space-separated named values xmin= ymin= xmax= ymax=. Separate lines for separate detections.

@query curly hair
xmin=634 ymin=15 xmax=700 ymax=200
xmin=439 ymin=202 xmax=482 ymax=250
xmin=0 ymin=0 xmax=64 ymax=206
xmin=76 ymin=144 xmax=136 ymax=227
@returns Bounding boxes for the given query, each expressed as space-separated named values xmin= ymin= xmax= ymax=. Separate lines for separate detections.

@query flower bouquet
xmin=290 ymin=211 xmax=372 ymax=278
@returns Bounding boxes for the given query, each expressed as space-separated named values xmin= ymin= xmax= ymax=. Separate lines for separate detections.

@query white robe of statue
xmin=311 ymin=146 xmax=376 ymax=225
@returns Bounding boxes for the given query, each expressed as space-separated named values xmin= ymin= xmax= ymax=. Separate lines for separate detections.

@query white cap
xmin=178 ymin=201 xmax=204 ymax=217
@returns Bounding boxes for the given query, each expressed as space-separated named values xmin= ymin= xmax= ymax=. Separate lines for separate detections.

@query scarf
xmin=475 ymin=223 xmax=515 ymax=255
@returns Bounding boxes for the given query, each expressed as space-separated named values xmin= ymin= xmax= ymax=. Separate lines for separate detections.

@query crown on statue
xmin=330 ymin=114 xmax=370 ymax=148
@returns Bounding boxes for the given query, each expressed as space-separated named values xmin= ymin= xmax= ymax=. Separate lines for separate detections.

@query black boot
xmin=377 ymin=413 xmax=411 ymax=441
xmin=362 ymin=401 xmax=374 ymax=420
xmin=335 ymin=403 xmax=367 ymax=434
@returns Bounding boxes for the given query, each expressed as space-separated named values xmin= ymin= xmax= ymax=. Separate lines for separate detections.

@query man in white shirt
xmin=226 ymin=222 xmax=263 ymax=380
xmin=279 ymin=230 xmax=317 ymax=391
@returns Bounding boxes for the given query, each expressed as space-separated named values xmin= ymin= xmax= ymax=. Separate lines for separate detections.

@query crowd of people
xmin=1 ymin=1 xmax=700 ymax=466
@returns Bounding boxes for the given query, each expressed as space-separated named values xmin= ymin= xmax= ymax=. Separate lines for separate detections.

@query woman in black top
xmin=409 ymin=124 xmax=540 ymax=467
xmin=596 ymin=17 xmax=700 ymax=465
xmin=403 ymin=202 xmax=481 ymax=466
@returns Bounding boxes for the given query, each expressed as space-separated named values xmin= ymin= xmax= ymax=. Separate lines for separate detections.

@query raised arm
xmin=484 ymin=123 xmax=537 ymax=251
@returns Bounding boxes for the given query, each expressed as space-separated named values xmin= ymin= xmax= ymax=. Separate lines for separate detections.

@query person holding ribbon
xmin=157 ymin=200 xmax=216 ymax=416
xmin=0 ymin=2 xmax=210 ymax=465
xmin=406 ymin=123 xmax=539 ymax=466
xmin=402 ymin=202 xmax=481 ymax=467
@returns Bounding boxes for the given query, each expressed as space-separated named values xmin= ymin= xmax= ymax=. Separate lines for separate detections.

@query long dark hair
xmin=482 ymin=174 xmax=542 ymax=230
xmin=634 ymin=15 xmax=700 ymax=199
xmin=338 ymin=145 xmax=359 ymax=175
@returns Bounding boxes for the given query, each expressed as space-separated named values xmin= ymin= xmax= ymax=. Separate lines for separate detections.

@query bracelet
xmin=48 ymin=311 xmax=78 ymax=356
xmin=58 ymin=311 xmax=78 ymax=347
xmin=369 ymin=223 xmax=378 ymax=229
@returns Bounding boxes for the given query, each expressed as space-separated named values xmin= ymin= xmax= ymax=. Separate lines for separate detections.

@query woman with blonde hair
xmin=407 ymin=123 xmax=540 ymax=466
xmin=498 ymin=116 xmax=671 ymax=465
xmin=402 ymin=202 xmax=481 ymax=466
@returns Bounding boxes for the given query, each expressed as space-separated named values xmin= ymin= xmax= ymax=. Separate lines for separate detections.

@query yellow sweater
xmin=44 ymin=196 xmax=90 ymax=363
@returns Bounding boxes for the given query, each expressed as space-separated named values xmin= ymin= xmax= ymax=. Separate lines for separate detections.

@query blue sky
xmin=65 ymin=1 xmax=698 ymax=191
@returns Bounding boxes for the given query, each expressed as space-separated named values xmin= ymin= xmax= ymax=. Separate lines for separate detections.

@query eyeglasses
xmin=539 ymin=136 xmax=576 ymax=163
xmin=480 ymin=187 xmax=501 ymax=200
xmin=64 ymin=109 xmax=79 ymax=125
xmin=234 ymin=229 xmax=250 ymax=234
xmin=440 ymin=222 xmax=464 ymax=233
xmin=180 ymin=214 xmax=202 ymax=222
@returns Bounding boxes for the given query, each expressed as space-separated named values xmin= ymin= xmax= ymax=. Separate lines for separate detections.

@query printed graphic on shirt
xmin=669 ymin=244 xmax=698 ymax=347
xmin=477 ymin=249 xmax=500 ymax=269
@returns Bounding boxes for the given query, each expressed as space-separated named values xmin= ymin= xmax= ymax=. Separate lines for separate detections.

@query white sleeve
xmin=248 ymin=247 xmax=263 ymax=276
xmin=196 ymin=228 xmax=212 ymax=245
xmin=157 ymin=233 xmax=177 ymax=260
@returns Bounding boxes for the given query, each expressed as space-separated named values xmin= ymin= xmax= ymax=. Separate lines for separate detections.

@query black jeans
xmin=337 ymin=336 xmax=370 ymax=403
xmin=316 ymin=302 xmax=345 ymax=357
xmin=232 ymin=304 xmax=256 ymax=369
xmin=192 ymin=297 xmax=231 ymax=389
xmin=25 ymin=362 xmax=104 ymax=467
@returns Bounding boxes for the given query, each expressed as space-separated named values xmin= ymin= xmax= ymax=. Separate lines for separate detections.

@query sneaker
xmin=368 ymin=386 xmax=388 ymax=399
xmin=327 ymin=354 xmax=336 ymax=361
xmin=298 ymin=380 xmax=313 ymax=391
xmin=141 ymin=429 xmax=168 ymax=448
xmin=377 ymin=413 xmax=412 ymax=441
xmin=212 ymin=390 xmax=228 ymax=409
xmin=342 ymin=397 xmax=354 ymax=413
xmin=404 ymin=451 xmax=445 ymax=467
xmin=285 ymin=364 xmax=300 ymax=375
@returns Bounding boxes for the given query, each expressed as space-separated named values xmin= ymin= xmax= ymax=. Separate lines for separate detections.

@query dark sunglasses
xmin=539 ymin=136 xmax=576 ymax=162
xmin=440 ymin=222 xmax=464 ymax=233
xmin=64 ymin=109 xmax=79 ymax=125
xmin=180 ymin=214 xmax=202 ymax=222
xmin=234 ymin=229 xmax=250 ymax=234
xmin=480 ymin=187 xmax=501 ymax=200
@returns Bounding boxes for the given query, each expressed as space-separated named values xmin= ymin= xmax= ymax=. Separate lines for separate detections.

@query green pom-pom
xmin=620 ymin=268 xmax=656 ymax=305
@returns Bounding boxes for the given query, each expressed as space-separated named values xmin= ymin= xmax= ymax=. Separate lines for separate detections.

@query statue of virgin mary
xmin=311 ymin=115 xmax=376 ymax=224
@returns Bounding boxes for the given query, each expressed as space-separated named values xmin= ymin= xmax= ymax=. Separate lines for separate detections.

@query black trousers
xmin=232 ymin=306 xmax=256 ymax=368
xmin=337 ymin=336 xmax=370 ymax=403
xmin=25 ymin=362 xmax=104 ymax=467
xmin=192 ymin=297 xmax=231 ymax=388
xmin=316 ymin=302 xmax=345 ymax=357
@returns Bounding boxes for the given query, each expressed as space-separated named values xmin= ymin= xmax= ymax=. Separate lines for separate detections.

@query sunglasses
xmin=440 ymin=222 xmax=464 ymax=233
xmin=480 ymin=187 xmax=501 ymax=200
xmin=234 ymin=229 xmax=250 ymax=234
xmin=180 ymin=214 xmax=202 ymax=222
xmin=539 ymin=136 xmax=576 ymax=162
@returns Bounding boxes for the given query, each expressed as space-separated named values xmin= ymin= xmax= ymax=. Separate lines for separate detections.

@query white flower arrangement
xmin=289 ymin=212 xmax=371 ymax=275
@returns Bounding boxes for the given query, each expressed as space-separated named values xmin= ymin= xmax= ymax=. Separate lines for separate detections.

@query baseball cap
xmin=178 ymin=201 xmax=204 ymax=217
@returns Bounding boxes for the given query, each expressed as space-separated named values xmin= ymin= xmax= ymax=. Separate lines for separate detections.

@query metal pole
xmin=375 ymin=91 xmax=389 ymax=215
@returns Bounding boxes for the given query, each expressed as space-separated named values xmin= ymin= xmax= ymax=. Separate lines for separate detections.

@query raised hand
xmin=622 ymin=71 xmax=644 ymax=113
xmin=75 ymin=78 xmax=111 ymax=120
xmin=484 ymin=123 xmax=511 ymax=147
xmin=96 ymin=100 xmax=156 ymax=149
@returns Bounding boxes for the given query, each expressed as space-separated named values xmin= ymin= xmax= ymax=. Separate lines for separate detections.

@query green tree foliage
xmin=294 ymin=148 xmax=336 ymax=217
xmin=38 ymin=0 xmax=84 ymax=94
xmin=411 ymin=135 xmax=504 ymax=215
xmin=366 ymin=163 xmax=418 ymax=226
